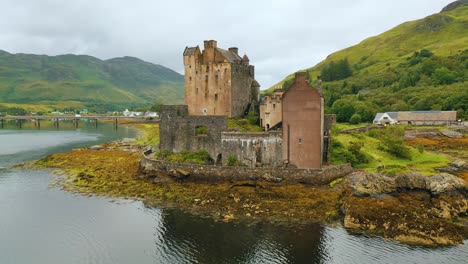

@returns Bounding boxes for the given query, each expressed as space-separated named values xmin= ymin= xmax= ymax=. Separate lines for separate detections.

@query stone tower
xmin=183 ymin=40 xmax=260 ymax=118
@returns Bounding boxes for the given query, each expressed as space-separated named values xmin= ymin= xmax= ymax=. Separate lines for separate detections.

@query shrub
xmin=349 ymin=113 xmax=362 ymax=124
xmin=417 ymin=144 xmax=425 ymax=154
xmin=347 ymin=141 xmax=370 ymax=165
xmin=196 ymin=126 xmax=208 ymax=135
xmin=247 ymin=111 xmax=258 ymax=125
xmin=379 ymin=126 xmax=412 ymax=159
xmin=227 ymin=155 xmax=240 ymax=166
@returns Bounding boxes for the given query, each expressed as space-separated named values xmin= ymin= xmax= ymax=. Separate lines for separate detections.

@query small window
xmin=189 ymin=76 xmax=192 ymax=81
xmin=196 ymin=88 xmax=198 ymax=94
xmin=273 ymin=104 xmax=276 ymax=109
xmin=215 ymin=94 xmax=218 ymax=101
xmin=215 ymin=75 xmax=219 ymax=82
xmin=298 ymin=138 xmax=302 ymax=144
xmin=205 ymin=75 xmax=208 ymax=81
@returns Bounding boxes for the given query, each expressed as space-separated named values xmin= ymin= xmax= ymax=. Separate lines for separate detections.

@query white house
xmin=373 ymin=112 xmax=398 ymax=125
xmin=374 ymin=111 xmax=457 ymax=125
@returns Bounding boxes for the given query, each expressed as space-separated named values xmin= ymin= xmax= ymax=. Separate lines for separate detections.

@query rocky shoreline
xmin=32 ymin=137 xmax=468 ymax=247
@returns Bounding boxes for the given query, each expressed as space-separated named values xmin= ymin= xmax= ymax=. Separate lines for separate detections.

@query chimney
xmin=228 ymin=47 xmax=238 ymax=55
xmin=317 ymin=76 xmax=323 ymax=95
xmin=204 ymin=40 xmax=217 ymax=49
xmin=295 ymin=71 xmax=307 ymax=82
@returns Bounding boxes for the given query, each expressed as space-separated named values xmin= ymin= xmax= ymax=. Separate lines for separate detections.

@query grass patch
xmin=227 ymin=118 xmax=263 ymax=132
xmin=160 ymin=149 xmax=212 ymax=165
xmin=331 ymin=128 xmax=450 ymax=175
xmin=131 ymin=123 xmax=160 ymax=146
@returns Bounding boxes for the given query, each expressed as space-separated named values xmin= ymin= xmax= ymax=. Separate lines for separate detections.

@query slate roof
xmin=374 ymin=111 xmax=457 ymax=122
xmin=183 ymin=47 xmax=198 ymax=56
xmin=373 ymin=113 xmax=384 ymax=122
xmin=216 ymin=48 xmax=242 ymax=63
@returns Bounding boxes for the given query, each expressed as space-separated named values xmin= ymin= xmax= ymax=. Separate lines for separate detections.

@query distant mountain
xmin=0 ymin=51 xmax=184 ymax=112
xmin=265 ymin=1 xmax=467 ymax=122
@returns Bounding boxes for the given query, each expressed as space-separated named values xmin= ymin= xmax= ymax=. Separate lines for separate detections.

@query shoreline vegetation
xmin=34 ymin=122 xmax=467 ymax=246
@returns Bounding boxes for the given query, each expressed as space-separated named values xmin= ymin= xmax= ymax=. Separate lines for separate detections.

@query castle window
xmin=273 ymin=104 xmax=276 ymax=109
xmin=205 ymin=75 xmax=208 ymax=81
xmin=298 ymin=138 xmax=302 ymax=144
xmin=206 ymin=65 xmax=209 ymax=71
xmin=189 ymin=76 xmax=192 ymax=81
xmin=215 ymin=75 xmax=218 ymax=82
xmin=215 ymin=94 xmax=218 ymax=101
xmin=196 ymin=88 xmax=198 ymax=94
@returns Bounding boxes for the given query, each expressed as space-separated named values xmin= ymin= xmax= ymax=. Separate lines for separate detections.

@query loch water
xmin=0 ymin=121 xmax=467 ymax=264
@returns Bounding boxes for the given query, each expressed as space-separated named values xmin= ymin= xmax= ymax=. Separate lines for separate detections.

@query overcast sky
xmin=0 ymin=0 xmax=454 ymax=89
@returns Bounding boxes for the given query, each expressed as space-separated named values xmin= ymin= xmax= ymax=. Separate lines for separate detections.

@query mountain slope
xmin=0 ymin=51 xmax=184 ymax=112
xmin=265 ymin=2 xmax=468 ymax=121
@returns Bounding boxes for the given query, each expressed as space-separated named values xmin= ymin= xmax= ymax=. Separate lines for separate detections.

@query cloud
xmin=0 ymin=0 xmax=454 ymax=88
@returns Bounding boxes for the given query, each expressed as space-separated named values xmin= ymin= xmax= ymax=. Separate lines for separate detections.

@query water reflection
xmin=1 ymin=126 xmax=467 ymax=264
xmin=157 ymin=209 xmax=333 ymax=264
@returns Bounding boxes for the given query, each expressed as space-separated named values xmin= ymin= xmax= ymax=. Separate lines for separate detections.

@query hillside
xmin=0 ymin=51 xmax=184 ymax=113
xmin=264 ymin=2 xmax=468 ymax=122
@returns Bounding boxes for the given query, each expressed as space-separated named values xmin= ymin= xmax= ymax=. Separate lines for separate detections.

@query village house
xmin=259 ymin=89 xmax=284 ymax=131
xmin=373 ymin=111 xmax=457 ymax=125
xmin=183 ymin=40 xmax=260 ymax=118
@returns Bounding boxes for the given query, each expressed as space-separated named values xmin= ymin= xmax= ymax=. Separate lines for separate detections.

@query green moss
xmin=227 ymin=118 xmax=263 ymax=132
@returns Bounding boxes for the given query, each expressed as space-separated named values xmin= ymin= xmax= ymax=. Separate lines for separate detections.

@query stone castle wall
xmin=159 ymin=105 xmax=227 ymax=163
xmin=221 ymin=131 xmax=282 ymax=167
xmin=140 ymin=153 xmax=353 ymax=185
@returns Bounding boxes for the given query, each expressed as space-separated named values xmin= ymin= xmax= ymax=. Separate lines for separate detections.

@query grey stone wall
xmin=159 ymin=105 xmax=227 ymax=163
xmin=231 ymin=63 xmax=255 ymax=117
xmin=324 ymin=114 xmax=336 ymax=133
xmin=140 ymin=154 xmax=353 ymax=185
xmin=221 ymin=131 xmax=282 ymax=167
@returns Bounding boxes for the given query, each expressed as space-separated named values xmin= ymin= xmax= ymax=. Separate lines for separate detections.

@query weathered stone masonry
xmin=140 ymin=152 xmax=353 ymax=185
xmin=221 ymin=131 xmax=282 ymax=168
xmin=183 ymin=40 xmax=260 ymax=118
xmin=159 ymin=105 xmax=227 ymax=163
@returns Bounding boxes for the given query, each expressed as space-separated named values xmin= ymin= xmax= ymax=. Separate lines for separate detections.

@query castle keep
xmin=183 ymin=40 xmax=260 ymax=118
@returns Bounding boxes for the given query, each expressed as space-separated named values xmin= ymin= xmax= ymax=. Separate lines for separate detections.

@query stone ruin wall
xmin=221 ymin=131 xmax=282 ymax=167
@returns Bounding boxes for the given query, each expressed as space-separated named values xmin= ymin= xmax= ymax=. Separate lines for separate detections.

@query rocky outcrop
xmin=441 ymin=0 xmax=468 ymax=13
xmin=440 ymin=129 xmax=463 ymax=138
xmin=343 ymin=192 xmax=467 ymax=246
xmin=348 ymin=172 xmax=396 ymax=196
xmin=426 ymin=173 xmax=467 ymax=194
xmin=348 ymin=171 xmax=466 ymax=195
xmin=344 ymin=171 xmax=467 ymax=246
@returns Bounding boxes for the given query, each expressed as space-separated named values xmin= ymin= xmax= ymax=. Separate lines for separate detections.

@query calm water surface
xmin=0 ymin=121 xmax=467 ymax=263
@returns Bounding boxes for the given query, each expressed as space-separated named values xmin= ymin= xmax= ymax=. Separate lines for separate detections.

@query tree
xmin=349 ymin=114 xmax=362 ymax=124
xmin=432 ymin=67 xmax=456 ymax=85
xmin=331 ymin=99 xmax=355 ymax=122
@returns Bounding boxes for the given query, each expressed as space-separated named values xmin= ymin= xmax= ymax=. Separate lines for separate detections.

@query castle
xmin=159 ymin=40 xmax=332 ymax=169
xmin=183 ymin=40 xmax=260 ymax=118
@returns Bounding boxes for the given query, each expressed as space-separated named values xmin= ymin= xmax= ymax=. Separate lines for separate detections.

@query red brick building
xmin=282 ymin=72 xmax=323 ymax=169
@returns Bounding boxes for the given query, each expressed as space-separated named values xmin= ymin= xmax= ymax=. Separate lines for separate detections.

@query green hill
xmin=265 ymin=1 xmax=468 ymax=122
xmin=0 ymin=51 xmax=184 ymax=113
